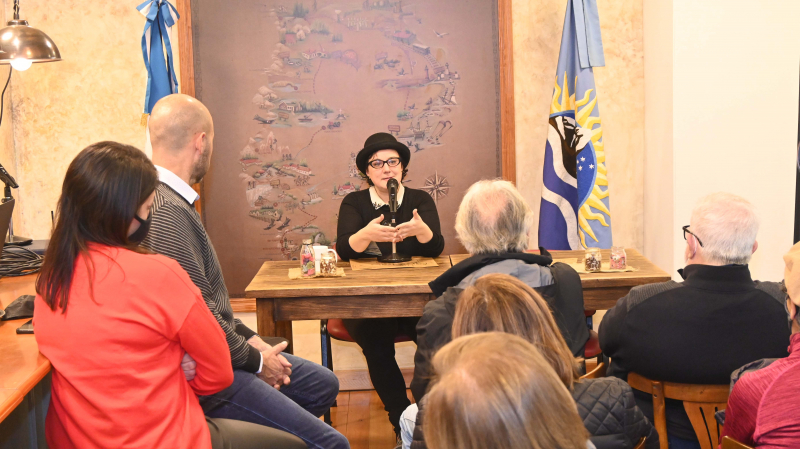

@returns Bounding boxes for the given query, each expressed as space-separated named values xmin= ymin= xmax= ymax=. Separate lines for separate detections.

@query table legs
xmin=256 ymin=298 xmax=294 ymax=354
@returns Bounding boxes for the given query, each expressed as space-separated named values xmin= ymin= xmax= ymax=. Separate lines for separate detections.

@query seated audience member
xmin=599 ymin=192 xmax=790 ymax=448
xmin=410 ymin=179 xmax=588 ymax=404
xmin=142 ymin=94 xmax=346 ymax=449
xmin=404 ymin=274 xmax=657 ymax=449
xmin=34 ymin=142 xmax=305 ymax=449
xmin=423 ymin=332 xmax=595 ymax=449
xmin=719 ymin=241 xmax=800 ymax=447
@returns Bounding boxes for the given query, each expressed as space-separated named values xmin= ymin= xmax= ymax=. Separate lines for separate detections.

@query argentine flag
xmin=538 ymin=0 xmax=612 ymax=250
xmin=137 ymin=0 xmax=180 ymax=115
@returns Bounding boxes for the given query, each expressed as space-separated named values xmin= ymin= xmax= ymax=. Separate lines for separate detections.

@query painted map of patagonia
xmin=194 ymin=0 xmax=502 ymax=294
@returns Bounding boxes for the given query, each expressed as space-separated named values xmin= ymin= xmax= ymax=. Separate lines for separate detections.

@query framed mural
xmin=177 ymin=0 xmax=516 ymax=295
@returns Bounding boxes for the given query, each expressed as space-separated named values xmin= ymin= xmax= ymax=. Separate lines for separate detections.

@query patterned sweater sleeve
xmin=143 ymin=201 xmax=262 ymax=373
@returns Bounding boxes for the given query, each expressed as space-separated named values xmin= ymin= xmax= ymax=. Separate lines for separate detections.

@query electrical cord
xmin=0 ymin=66 xmax=11 ymax=129
xmin=0 ymin=245 xmax=42 ymax=278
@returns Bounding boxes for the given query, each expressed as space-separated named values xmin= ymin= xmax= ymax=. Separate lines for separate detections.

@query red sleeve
xmin=719 ymin=377 xmax=760 ymax=447
xmin=176 ymin=301 xmax=235 ymax=396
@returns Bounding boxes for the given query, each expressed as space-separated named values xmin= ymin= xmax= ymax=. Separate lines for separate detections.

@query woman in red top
xmin=34 ymin=142 xmax=305 ymax=449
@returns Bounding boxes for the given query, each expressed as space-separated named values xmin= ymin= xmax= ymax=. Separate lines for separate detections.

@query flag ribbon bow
xmin=137 ymin=0 xmax=180 ymax=116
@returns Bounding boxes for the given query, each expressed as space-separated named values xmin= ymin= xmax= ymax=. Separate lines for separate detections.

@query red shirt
xmin=34 ymin=245 xmax=233 ymax=449
xmin=721 ymin=333 xmax=800 ymax=448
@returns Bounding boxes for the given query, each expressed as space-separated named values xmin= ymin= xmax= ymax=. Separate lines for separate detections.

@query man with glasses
xmin=599 ymin=192 xmax=790 ymax=449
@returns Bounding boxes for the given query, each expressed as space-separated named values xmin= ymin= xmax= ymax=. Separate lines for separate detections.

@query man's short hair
xmin=690 ymin=192 xmax=759 ymax=265
xmin=455 ymin=180 xmax=533 ymax=254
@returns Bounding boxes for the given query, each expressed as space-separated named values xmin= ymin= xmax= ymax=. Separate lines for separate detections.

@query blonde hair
xmin=425 ymin=333 xmax=589 ymax=449
xmin=455 ymin=180 xmax=534 ymax=254
xmin=453 ymin=273 xmax=580 ymax=387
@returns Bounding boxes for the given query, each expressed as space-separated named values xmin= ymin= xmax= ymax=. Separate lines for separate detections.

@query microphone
xmin=387 ymin=178 xmax=399 ymax=213
xmin=0 ymin=163 xmax=18 ymax=189
xmin=378 ymin=177 xmax=411 ymax=263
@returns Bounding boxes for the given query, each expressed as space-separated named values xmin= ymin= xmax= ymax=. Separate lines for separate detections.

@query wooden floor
xmin=330 ymin=390 xmax=415 ymax=449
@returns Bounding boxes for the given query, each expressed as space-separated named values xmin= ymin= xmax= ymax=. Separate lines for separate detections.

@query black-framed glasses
xmin=368 ymin=157 xmax=401 ymax=169
xmin=682 ymin=225 xmax=704 ymax=247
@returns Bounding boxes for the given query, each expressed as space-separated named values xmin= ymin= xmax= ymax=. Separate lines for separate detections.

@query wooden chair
xmin=720 ymin=436 xmax=753 ymax=449
xmin=627 ymin=373 xmax=730 ymax=449
xmin=319 ymin=318 xmax=413 ymax=424
xmin=580 ymin=361 xmax=607 ymax=379
xmin=633 ymin=437 xmax=647 ymax=449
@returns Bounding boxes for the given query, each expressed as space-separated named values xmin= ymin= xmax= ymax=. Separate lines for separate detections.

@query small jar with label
xmin=300 ymin=239 xmax=315 ymax=277
xmin=610 ymin=246 xmax=627 ymax=270
xmin=584 ymin=248 xmax=602 ymax=272
xmin=319 ymin=251 xmax=337 ymax=276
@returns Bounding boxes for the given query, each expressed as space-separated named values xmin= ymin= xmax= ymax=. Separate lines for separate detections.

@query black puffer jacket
xmin=411 ymin=377 xmax=658 ymax=449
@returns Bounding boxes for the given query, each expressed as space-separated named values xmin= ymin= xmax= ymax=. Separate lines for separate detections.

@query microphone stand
xmin=378 ymin=181 xmax=411 ymax=263
xmin=0 ymin=163 xmax=31 ymax=246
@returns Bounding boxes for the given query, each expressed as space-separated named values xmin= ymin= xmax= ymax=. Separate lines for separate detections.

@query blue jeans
xmin=200 ymin=353 xmax=349 ymax=449
xmin=668 ymin=436 xmax=701 ymax=449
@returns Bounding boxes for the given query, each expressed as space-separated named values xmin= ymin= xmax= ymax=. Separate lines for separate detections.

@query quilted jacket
xmin=411 ymin=377 xmax=658 ymax=449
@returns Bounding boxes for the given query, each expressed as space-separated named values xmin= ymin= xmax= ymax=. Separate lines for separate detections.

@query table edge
xmin=0 ymin=358 xmax=51 ymax=422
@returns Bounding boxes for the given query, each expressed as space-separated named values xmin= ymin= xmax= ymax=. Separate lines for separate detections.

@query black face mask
xmin=128 ymin=212 xmax=152 ymax=244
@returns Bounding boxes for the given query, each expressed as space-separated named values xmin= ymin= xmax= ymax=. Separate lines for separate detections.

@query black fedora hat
xmin=356 ymin=132 xmax=411 ymax=174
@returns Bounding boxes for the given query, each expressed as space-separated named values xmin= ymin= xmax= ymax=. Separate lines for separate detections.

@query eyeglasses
xmin=682 ymin=225 xmax=704 ymax=247
xmin=368 ymin=157 xmax=401 ymax=169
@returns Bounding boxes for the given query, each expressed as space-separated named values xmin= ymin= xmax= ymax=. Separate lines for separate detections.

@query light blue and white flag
xmin=538 ymin=0 xmax=611 ymax=250
xmin=137 ymin=0 xmax=180 ymax=116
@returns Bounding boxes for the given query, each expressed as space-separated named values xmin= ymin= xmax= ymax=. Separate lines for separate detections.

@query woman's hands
xmin=349 ymin=214 xmax=400 ymax=252
xmin=395 ymin=209 xmax=433 ymax=244
xmin=348 ymin=211 xmax=433 ymax=253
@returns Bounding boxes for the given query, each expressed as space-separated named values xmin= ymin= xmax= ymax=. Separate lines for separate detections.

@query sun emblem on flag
xmin=549 ymin=72 xmax=610 ymax=248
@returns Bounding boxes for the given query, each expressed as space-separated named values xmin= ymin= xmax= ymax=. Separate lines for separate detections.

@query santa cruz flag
xmin=538 ymin=0 xmax=611 ymax=250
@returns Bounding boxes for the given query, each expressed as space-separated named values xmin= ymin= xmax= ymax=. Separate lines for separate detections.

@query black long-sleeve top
xmin=336 ymin=187 xmax=445 ymax=261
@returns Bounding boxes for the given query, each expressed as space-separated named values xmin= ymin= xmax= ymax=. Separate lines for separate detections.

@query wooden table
xmin=0 ymin=275 xmax=49 ymax=423
xmin=245 ymin=256 xmax=452 ymax=353
xmin=451 ymin=248 xmax=671 ymax=310
xmin=246 ymin=249 xmax=671 ymax=349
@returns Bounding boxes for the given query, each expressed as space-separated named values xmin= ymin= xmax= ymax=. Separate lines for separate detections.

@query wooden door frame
xmin=175 ymin=0 xmax=517 ymax=192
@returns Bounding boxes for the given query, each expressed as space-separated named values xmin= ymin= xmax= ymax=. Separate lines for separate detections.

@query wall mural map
xmin=194 ymin=0 xmax=502 ymax=294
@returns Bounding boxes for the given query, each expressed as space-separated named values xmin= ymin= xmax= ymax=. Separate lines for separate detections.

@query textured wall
xmin=8 ymin=1 xmax=150 ymax=239
xmin=514 ymin=0 xmax=645 ymax=250
xmin=4 ymin=0 xmax=644 ymax=370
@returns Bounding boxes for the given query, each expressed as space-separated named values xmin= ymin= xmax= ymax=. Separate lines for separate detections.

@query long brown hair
xmin=425 ymin=333 xmax=589 ymax=449
xmin=36 ymin=142 xmax=158 ymax=312
xmin=453 ymin=273 xmax=580 ymax=387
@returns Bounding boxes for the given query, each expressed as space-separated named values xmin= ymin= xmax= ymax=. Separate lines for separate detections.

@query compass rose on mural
xmin=421 ymin=171 xmax=450 ymax=203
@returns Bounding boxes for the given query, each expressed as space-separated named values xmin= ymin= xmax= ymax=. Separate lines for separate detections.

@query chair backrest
xmin=720 ymin=436 xmax=753 ymax=449
xmin=580 ymin=362 xmax=607 ymax=379
xmin=627 ymin=372 xmax=730 ymax=449
xmin=632 ymin=437 xmax=646 ymax=449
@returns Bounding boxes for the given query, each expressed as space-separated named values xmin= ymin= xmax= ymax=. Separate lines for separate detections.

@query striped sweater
xmin=142 ymin=183 xmax=262 ymax=372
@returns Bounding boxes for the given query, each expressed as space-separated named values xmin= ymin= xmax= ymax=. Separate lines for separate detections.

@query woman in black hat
xmin=336 ymin=132 xmax=445 ymax=439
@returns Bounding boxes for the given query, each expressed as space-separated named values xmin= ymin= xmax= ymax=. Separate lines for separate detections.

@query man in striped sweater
xmin=143 ymin=94 xmax=348 ymax=449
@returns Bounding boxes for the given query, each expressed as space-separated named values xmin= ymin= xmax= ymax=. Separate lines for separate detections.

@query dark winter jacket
xmin=599 ymin=264 xmax=790 ymax=441
xmin=411 ymin=377 xmax=659 ymax=449
xmin=410 ymin=251 xmax=589 ymax=403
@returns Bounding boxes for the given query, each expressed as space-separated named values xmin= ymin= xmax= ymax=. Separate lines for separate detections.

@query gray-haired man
xmin=600 ymin=192 xmax=790 ymax=447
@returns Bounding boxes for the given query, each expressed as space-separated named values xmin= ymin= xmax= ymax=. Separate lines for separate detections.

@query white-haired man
xmin=398 ymin=180 xmax=588 ymax=448
xmin=600 ymin=192 xmax=790 ymax=449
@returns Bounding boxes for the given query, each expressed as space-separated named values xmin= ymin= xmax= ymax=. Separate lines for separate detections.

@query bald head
xmin=149 ymin=94 xmax=213 ymax=155
xmin=149 ymin=94 xmax=214 ymax=184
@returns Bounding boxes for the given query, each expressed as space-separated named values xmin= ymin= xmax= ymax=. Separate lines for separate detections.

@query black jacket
xmin=410 ymin=251 xmax=589 ymax=403
xmin=411 ymin=377 xmax=659 ymax=449
xmin=335 ymin=187 xmax=444 ymax=260
xmin=599 ymin=264 xmax=790 ymax=441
